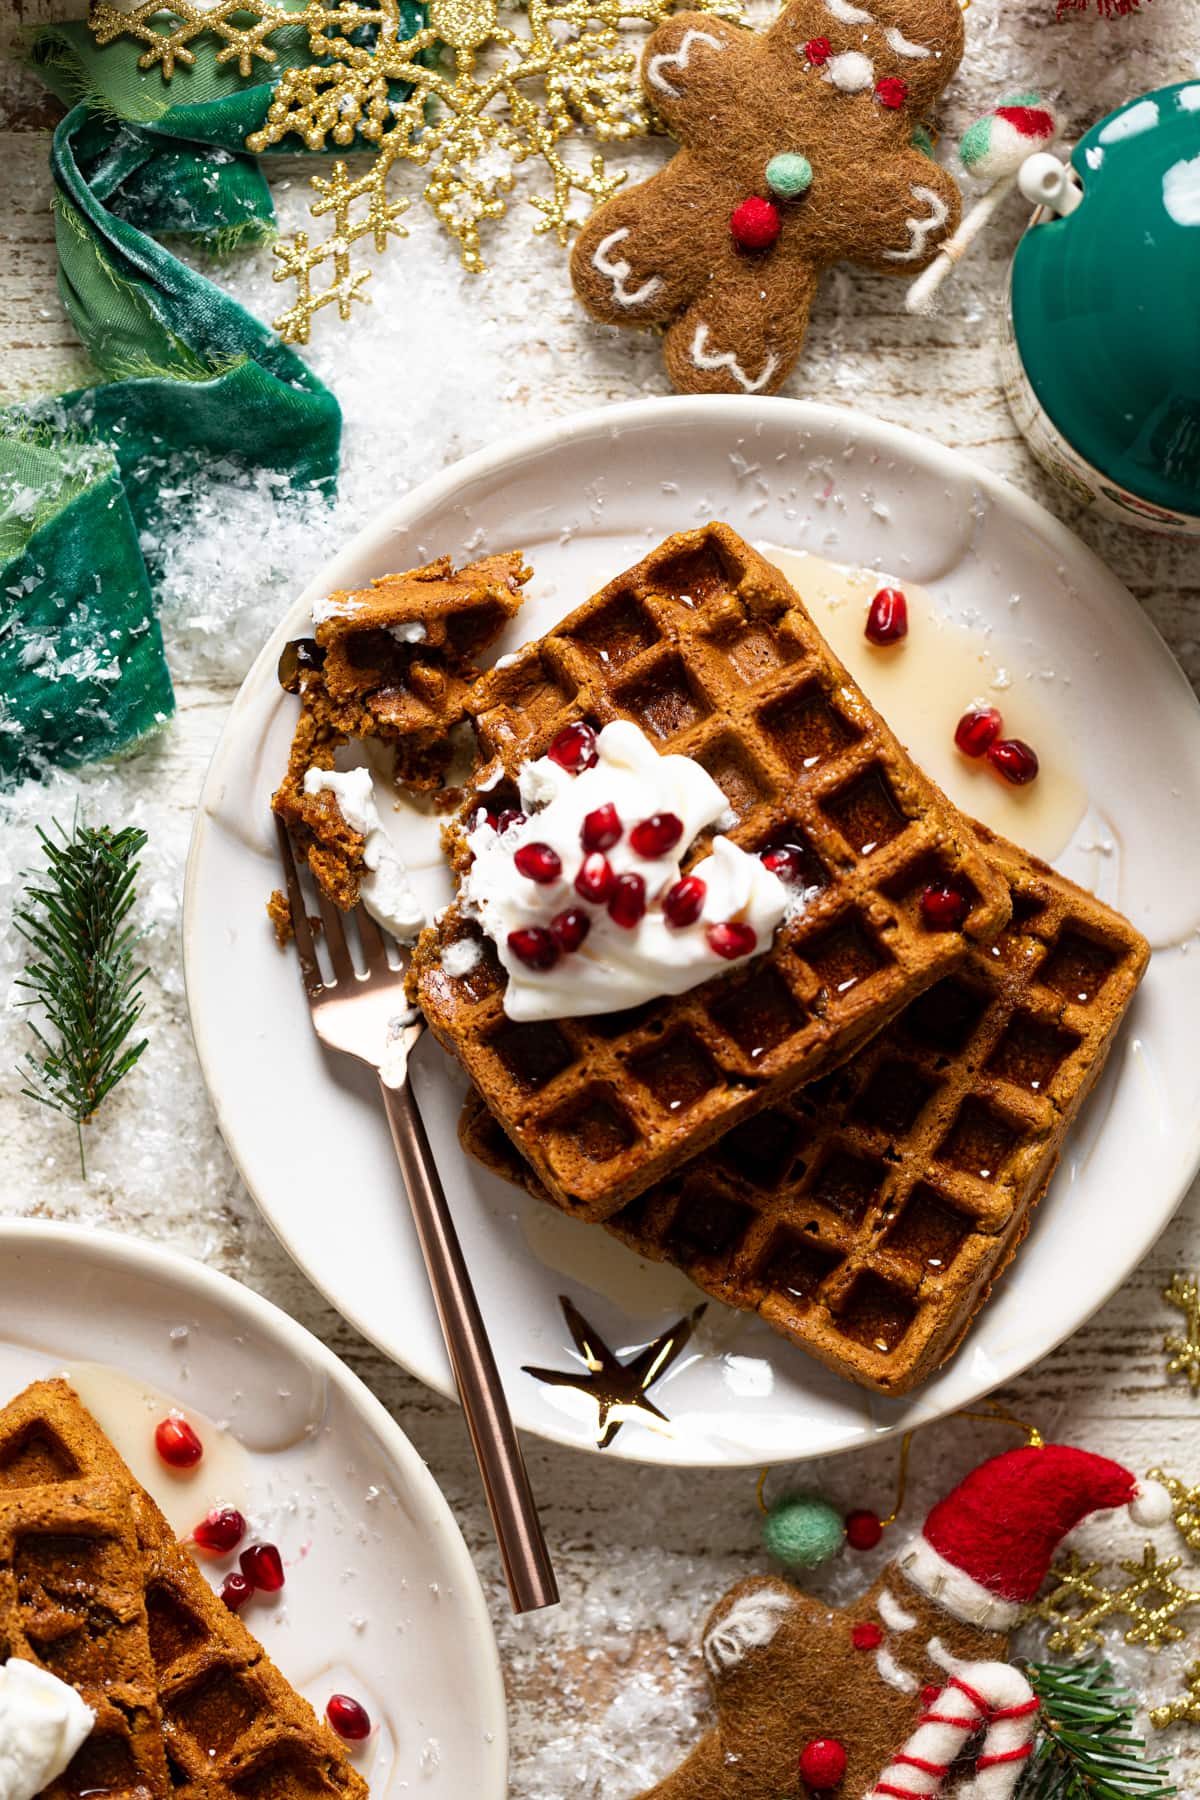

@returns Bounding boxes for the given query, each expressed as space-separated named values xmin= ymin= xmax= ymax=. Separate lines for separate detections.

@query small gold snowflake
xmin=1036 ymin=1545 xmax=1200 ymax=1656
xmin=1163 ymin=1271 xmax=1200 ymax=1392
xmin=1147 ymin=1467 xmax=1200 ymax=1554
xmin=1150 ymin=1661 xmax=1200 ymax=1731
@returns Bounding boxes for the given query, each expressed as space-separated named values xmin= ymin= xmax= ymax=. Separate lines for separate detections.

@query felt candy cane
xmin=906 ymin=95 xmax=1061 ymax=314
xmin=870 ymin=1650 xmax=1039 ymax=1800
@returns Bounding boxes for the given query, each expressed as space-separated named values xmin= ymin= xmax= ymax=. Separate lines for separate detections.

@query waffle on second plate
xmin=460 ymin=828 xmax=1149 ymax=1395
xmin=2 ymin=1379 xmax=367 ymax=1800
xmin=415 ymin=523 xmax=1011 ymax=1221
xmin=0 ymin=1380 xmax=170 ymax=1800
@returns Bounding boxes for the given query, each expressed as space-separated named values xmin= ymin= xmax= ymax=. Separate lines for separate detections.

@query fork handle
xmin=378 ymin=1074 xmax=559 ymax=1615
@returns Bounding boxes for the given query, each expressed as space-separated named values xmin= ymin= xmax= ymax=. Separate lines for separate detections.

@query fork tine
xmin=313 ymin=885 xmax=357 ymax=987
xmin=353 ymin=903 xmax=392 ymax=975
xmin=274 ymin=817 xmax=324 ymax=1001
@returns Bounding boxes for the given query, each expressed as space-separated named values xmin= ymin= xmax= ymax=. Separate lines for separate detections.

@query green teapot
xmin=1003 ymin=83 xmax=1200 ymax=536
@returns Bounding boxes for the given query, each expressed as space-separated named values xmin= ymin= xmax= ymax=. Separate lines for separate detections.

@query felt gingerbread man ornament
xmin=570 ymin=0 xmax=966 ymax=396
xmin=635 ymin=1444 xmax=1173 ymax=1800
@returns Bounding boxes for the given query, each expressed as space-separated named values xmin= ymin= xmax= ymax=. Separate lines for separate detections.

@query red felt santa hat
xmin=897 ymin=1444 xmax=1172 ymax=1630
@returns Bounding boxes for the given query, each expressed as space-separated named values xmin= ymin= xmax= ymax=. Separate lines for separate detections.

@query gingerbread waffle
xmin=0 ymin=1380 xmax=169 ymax=1800
xmin=460 ymin=827 xmax=1150 ymax=1394
xmin=272 ymin=550 xmax=530 ymax=914
xmin=4 ymin=1381 xmax=367 ymax=1800
xmin=415 ymin=523 xmax=1010 ymax=1220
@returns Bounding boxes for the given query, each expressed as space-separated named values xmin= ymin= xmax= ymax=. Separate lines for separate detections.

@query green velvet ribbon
xmin=2 ymin=15 xmax=349 ymax=784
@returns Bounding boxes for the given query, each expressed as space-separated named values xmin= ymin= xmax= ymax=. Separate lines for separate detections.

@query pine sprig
xmin=13 ymin=818 xmax=150 ymax=1174
xmin=1021 ymin=1660 xmax=1177 ymax=1800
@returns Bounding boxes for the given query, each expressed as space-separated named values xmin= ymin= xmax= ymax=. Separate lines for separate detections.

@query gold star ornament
xmin=523 ymin=1295 xmax=704 ymax=1448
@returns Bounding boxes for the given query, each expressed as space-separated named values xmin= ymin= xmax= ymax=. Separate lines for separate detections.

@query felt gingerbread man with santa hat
xmin=570 ymin=0 xmax=965 ymax=396
xmin=635 ymin=1444 xmax=1172 ymax=1799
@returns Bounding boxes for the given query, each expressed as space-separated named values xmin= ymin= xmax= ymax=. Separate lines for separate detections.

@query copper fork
xmin=275 ymin=817 xmax=558 ymax=1614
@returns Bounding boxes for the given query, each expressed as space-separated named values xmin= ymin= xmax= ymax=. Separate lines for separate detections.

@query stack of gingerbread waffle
xmin=0 ymin=1378 xmax=366 ymax=1800
xmin=277 ymin=522 xmax=1149 ymax=1395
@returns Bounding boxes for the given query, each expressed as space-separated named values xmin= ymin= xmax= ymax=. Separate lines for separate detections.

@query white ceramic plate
xmin=185 ymin=397 xmax=1200 ymax=1466
xmin=0 ymin=1220 xmax=506 ymax=1796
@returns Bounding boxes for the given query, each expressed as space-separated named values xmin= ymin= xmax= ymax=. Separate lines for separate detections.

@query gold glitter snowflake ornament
xmin=1162 ymin=1271 xmax=1200 ymax=1391
xmin=1150 ymin=1661 xmax=1200 ymax=1730
xmin=1035 ymin=1545 xmax=1200 ymax=1657
xmin=90 ymin=0 xmax=742 ymax=343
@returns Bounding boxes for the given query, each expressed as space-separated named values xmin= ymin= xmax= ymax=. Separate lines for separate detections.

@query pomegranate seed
xmin=575 ymin=852 xmax=615 ymax=903
xmin=629 ymin=812 xmax=685 ymax=858
xmin=608 ymin=872 xmax=646 ymax=929
xmin=954 ymin=706 xmax=1003 ymax=757
xmin=988 ymin=738 xmax=1039 ymax=785
xmin=550 ymin=907 xmax=590 ymax=952
xmin=762 ymin=845 xmax=805 ymax=882
xmin=581 ymin=804 xmax=622 ymax=852
xmin=707 ymin=920 xmax=757 ymax=960
xmin=663 ymin=875 xmax=706 ymax=928
xmin=547 ymin=720 xmax=598 ymax=773
xmin=470 ymin=807 xmax=493 ymax=832
xmin=155 ymin=1415 xmax=203 ymax=1469
xmin=326 ymin=1695 xmax=372 ymax=1742
xmin=239 ymin=1542 xmax=285 ymax=1592
xmin=865 ymin=587 xmax=908 ymax=646
xmin=220 ymin=1572 xmax=253 ymax=1612
xmin=920 ymin=884 xmax=970 ymax=931
xmin=507 ymin=927 xmax=560 ymax=971
xmin=514 ymin=841 xmax=562 ymax=883
xmin=494 ymin=808 xmax=526 ymax=835
xmin=192 ymin=1507 xmax=247 ymax=1553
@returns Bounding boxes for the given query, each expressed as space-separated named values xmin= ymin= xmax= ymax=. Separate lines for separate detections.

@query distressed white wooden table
xmin=2 ymin=1 xmax=1199 ymax=1790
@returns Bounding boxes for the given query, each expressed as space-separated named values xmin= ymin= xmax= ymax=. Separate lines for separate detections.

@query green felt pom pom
xmin=762 ymin=1494 xmax=845 ymax=1569
xmin=765 ymin=153 xmax=813 ymax=200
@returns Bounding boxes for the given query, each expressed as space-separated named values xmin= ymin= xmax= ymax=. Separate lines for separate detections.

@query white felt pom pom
xmin=1129 ymin=1479 xmax=1173 ymax=1528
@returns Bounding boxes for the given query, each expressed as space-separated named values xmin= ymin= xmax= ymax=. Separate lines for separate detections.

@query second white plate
xmin=0 ymin=1221 xmax=506 ymax=1796
xmin=185 ymin=397 xmax=1200 ymax=1466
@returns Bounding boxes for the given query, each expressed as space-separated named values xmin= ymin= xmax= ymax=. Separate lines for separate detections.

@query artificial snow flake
xmin=88 ymin=0 xmax=742 ymax=344
xmin=1162 ymin=1271 xmax=1200 ymax=1392
xmin=1035 ymin=1544 xmax=1200 ymax=1657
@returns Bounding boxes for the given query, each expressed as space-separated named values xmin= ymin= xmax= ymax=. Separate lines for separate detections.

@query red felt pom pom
xmin=875 ymin=76 xmax=908 ymax=109
xmin=851 ymin=1620 xmax=883 ymax=1650
xmin=805 ymin=35 xmax=832 ymax=64
xmin=799 ymin=1737 xmax=847 ymax=1790
xmin=730 ymin=196 xmax=782 ymax=251
xmin=845 ymin=1509 xmax=883 ymax=1550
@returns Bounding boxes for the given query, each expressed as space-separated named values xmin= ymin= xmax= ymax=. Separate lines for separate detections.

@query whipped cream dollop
xmin=303 ymin=766 xmax=426 ymax=941
xmin=460 ymin=720 xmax=788 ymax=1022
xmin=0 ymin=1660 xmax=94 ymax=1800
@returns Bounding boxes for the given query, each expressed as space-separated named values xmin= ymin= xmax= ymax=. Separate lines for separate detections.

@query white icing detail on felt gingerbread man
xmin=703 ymin=1590 xmax=794 ymax=1674
xmin=591 ymin=229 xmax=665 ymax=308
xmin=883 ymin=24 xmax=932 ymax=56
xmin=823 ymin=0 xmax=875 ymax=22
xmin=646 ymin=28 xmax=724 ymax=97
xmin=690 ymin=325 xmax=779 ymax=393
xmin=873 ymin=1644 xmax=919 ymax=1694
xmin=878 ymin=1588 xmax=918 ymax=1632
xmin=823 ymin=50 xmax=875 ymax=92
xmin=868 ymin=1643 xmax=1039 ymax=1800
xmin=881 ymin=184 xmax=950 ymax=260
